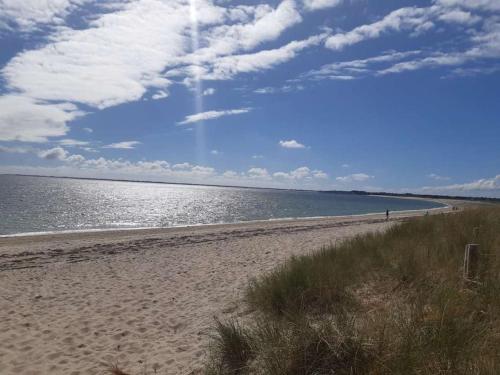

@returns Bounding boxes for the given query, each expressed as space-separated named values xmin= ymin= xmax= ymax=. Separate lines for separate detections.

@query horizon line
xmin=1 ymin=173 xmax=499 ymax=202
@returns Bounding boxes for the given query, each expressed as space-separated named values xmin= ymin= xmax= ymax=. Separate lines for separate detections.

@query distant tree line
xmin=321 ymin=190 xmax=500 ymax=203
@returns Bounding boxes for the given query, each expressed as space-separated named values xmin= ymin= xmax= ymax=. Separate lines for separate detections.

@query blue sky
xmin=0 ymin=0 xmax=499 ymax=196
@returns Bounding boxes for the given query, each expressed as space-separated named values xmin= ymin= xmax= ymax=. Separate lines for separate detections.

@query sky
xmin=0 ymin=0 xmax=499 ymax=196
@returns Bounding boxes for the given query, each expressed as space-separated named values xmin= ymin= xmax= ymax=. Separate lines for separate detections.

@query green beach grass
xmin=205 ymin=207 xmax=500 ymax=374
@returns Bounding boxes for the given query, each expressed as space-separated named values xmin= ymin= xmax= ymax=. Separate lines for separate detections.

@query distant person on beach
xmin=386 ymin=209 xmax=389 ymax=221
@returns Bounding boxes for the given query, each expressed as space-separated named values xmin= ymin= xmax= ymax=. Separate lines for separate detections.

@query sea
xmin=0 ymin=175 xmax=445 ymax=236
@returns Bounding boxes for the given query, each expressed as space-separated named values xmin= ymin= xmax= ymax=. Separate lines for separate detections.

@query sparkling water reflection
xmin=0 ymin=175 xmax=444 ymax=236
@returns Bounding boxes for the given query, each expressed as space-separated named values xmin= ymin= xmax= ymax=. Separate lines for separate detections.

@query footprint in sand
xmin=112 ymin=331 xmax=130 ymax=340
xmin=62 ymin=336 xmax=74 ymax=344
xmin=46 ymin=352 xmax=61 ymax=360
xmin=168 ymin=321 xmax=185 ymax=334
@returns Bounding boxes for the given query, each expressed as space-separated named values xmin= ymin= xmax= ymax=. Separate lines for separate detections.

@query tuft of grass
xmin=246 ymin=251 xmax=356 ymax=317
xmin=206 ymin=206 xmax=500 ymax=374
xmin=249 ymin=313 xmax=375 ymax=375
xmin=205 ymin=318 xmax=254 ymax=375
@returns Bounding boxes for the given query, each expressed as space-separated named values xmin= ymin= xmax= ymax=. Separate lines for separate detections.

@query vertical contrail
xmin=189 ymin=0 xmax=205 ymax=165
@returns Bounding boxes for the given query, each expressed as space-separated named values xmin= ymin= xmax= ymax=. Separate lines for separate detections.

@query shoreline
xmin=0 ymin=204 xmax=459 ymax=374
xmin=0 ymin=197 xmax=450 ymax=239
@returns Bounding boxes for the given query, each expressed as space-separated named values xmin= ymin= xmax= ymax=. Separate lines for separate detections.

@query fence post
xmin=464 ymin=243 xmax=480 ymax=280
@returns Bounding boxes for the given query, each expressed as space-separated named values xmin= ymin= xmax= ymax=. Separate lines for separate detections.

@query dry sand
xmin=0 ymin=206 xmax=454 ymax=374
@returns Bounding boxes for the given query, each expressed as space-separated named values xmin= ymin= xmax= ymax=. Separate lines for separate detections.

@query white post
xmin=464 ymin=243 xmax=480 ymax=280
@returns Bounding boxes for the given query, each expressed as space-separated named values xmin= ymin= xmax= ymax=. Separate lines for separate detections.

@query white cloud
xmin=170 ymin=1 xmax=314 ymax=86
xmin=341 ymin=163 xmax=350 ymax=168
xmin=323 ymin=2 xmax=488 ymax=52
xmin=175 ymin=33 xmax=327 ymax=85
xmin=65 ymin=154 xmax=86 ymax=163
xmin=0 ymin=0 xmax=197 ymax=141
xmin=0 ymin=0 xmax=92 ymax=32
xmin=0 ymin=95 xmax=82 ymax=142
xmin=252 ymin=154 xmax=264 ymax=159
xmin=210 ymin=149 xmax=220 ymax=155
xmin=303 ymin=50 xmax=422 ymax=80
xmin=336 ymin=173 xmax=373 ymax=182
xmin=421 ymin=175 xmax=500 ymax=193
xmin=378 ymin=51 xmax=469 ymax=75
xmin=3 ymin=0 xmax=496 ymax=145
xmin=202 ymin=88 xmax=216 ymax=96
xmin=427 ymin=173 xmax=451 ymax=181
xmin=0 ymin=146 xmax=31 ymax=154
xmin=57 ymin=139 xmax=90 ymax=146
xmin=325 ymin=6 xmax=435 ymax=51
xmin=303 ymin=0 xmax=342 ymax=11
xmin=82 ymin=127 xmax=93 ymax=133
xmin=254 ymin=87 xmax=275 ymax=94
xmin=247 ymin=167 xmax=270 ymax=179
xmin=103 ymin=141 xmax=141 ymax=149
xmin=3 ymin=146 xmax=333 ymax=188
xmin=279 ymin=139 xmax=306 ymax=149
xmin=254 ymin=84 xmax=304 ymax=94
xmin=274 ymin=166 xmax=309 ymax=179
xmin=4 ymin=144 xmax=63 ymax=161
xmin=152 ymin=90 xmax=169 ymax=100
xmin=0 ymin=0 xmax=320 ymax=141
xmin=304 ymin=10 xmax=500 ymax=80
xmin=190 ymin=165 xmax=215 ymax=176
xmin=396 ymin=17 xmax=500 ymax=74
xmin=178 ymin=108 xmax=251 ymax=125
xmin=438 ymin=9 xmax=480 ymax=25
xmin=198 ymin=0 xmax=302 ymax=60
xmin=436 ymin=0 xmax=500 ymax=11
xmin=172 ymin=162 xmax=192 ymax=170
xmin=1 ymin=0 xmax=195 ymax=109
xmin=273 ymin=166 xmax=328 ymax=180
xmin=318 ymin=2 xmax=500 ymax=79
xmin=328 ymin=75 xmax=356 ymax=80
xmin=312 ymin=169 xmax=328 ymax=178
xmin=223 ymin=170 xmax=239 ymax=178
xmin=319 ymin=30 xmax=500 ymax=78
xmin=0 ymin=0 xmax=225 ymax=141
xmin=203 ymin=33 xmax=328 ymax=80
xmin=450 ymin=64 xmax=500 ymax=77
xmin=37 ymin=146 xmax=68 ymax=160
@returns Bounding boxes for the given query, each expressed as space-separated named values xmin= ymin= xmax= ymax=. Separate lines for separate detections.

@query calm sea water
xmin=0 ymin=175 xmax=445 ymax=236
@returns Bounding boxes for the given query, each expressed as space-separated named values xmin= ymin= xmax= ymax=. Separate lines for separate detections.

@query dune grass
xmin=205 ymin=207 xmax=500 ymax=374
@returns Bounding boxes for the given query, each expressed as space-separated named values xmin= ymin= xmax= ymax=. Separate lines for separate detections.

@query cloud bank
xmin=0 ymin=146 xmax=331 ymax=189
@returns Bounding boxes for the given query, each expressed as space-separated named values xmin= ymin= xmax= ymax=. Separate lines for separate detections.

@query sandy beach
xmin=0 ymin=206 xmax=455 ymax=374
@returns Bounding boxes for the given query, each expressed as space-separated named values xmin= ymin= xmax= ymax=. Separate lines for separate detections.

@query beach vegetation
xmin=205 ymin=207 xmax=500 ymax=374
